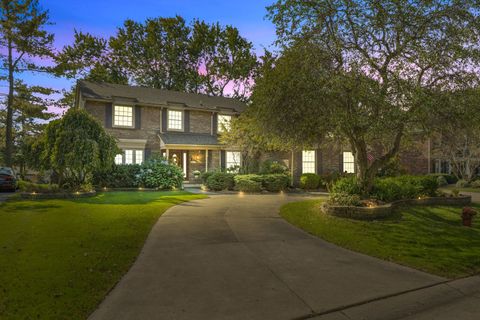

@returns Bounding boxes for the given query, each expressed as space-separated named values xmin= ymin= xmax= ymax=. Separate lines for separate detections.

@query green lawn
xmin=0 ymin=191 xmax=206 ymax=320
xmin=281 ymin=199 xmax=480 ymax=278
xmin=441 ymin=184 xmax=480 ymax=193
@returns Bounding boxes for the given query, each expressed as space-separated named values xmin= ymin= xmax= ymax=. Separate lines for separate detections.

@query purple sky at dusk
xmin=5 ymin=0 xmax=278 ymax=114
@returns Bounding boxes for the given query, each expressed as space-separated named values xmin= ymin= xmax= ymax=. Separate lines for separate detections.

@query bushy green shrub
xmin=138 ymin=160 xmax=184 ymax=189
xmin=372 ymin=175 xmax=439 ymax=202
xmin=206 ymin=172 xmax=235 ymax=191
xmin=201 ymin=171 xmax=215 ymax=184
xmin=429 ymin=173 xmax=458 ymax=184
xmin=259 ymin=160 xmax=288 ymax=174
xmin=436 ymin=175 xmax=448 ymax=187
xmin=471 ymin=180 xmax=480 ymax=188
xmin=329 ymin=193 xmax=361 ymax=206
xmin=234 ymin=175 xmax=263 ymax=192
xmin=93 ymin=164 xmax=142 ymax=188
xmin=18 ymin=181 xmax=60 ymax=193
xmin=331 ymin=176 xmax=362 ymax=196
xmin=300 ymin=173 xmax=321 ymax=190
xmin=456 ymin=179 xmax=470 ymax=188
xmin=260 ymin=174 xmax=290 ymax=192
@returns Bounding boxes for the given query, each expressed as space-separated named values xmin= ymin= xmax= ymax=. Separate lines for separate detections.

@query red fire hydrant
xmin=462 ymin=207 xmax=477 ymax=227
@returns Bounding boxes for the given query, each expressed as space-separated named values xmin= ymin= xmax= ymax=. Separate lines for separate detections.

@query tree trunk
xmin=5 ymin=39 xmax=14 ymax=167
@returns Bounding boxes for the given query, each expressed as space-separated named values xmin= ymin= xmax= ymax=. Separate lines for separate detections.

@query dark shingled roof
xmin=159 ymin=133 xmax=221 ymax=146
xmin=78 ymin=81 xmax=246 ymax=113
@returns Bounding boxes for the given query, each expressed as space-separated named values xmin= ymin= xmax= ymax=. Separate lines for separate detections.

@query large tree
xmin=0 ymin=0 xmax=55 ymax=166
xmin=256 ymin=0 xmax=480 ymax=193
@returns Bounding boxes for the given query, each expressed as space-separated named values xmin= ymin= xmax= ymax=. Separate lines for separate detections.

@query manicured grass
xmin=0 ymin=191 xmax=206 ymax=320
xmin=280 ymin=199 xmax=480 ymax=278
xmin=441 ymin=184 xmax=480 ymax=193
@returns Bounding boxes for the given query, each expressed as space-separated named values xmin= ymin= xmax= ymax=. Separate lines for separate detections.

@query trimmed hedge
xmin=18 ymin=181 xmax=60 ymax=193
xmin=234 ymin=175 xmax=263 ymax=192
xmin=233 ymin=174 xmax=290 ymax=192
xmin=300 ymin=173 xmax=321 ymax=190
xmin=261 ymin=174 xmax=290 ymax=192
xmin=206 ymin=172 xmax=235 ymax=191
xmin=93 ymin=164 xmax=142 ymax=188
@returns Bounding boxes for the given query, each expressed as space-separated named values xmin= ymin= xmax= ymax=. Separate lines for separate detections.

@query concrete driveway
xmin=89 ymin=194 xmax=445 ymax=320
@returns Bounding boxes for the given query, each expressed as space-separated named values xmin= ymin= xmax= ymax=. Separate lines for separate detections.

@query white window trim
xmin=115 ymin=149 xmax=144 ymax=165
xmin=217 ymin=114 xmax=232 ymax=133
xmin=112 ymin=105 xmax=135 ymax=128
xmin=167 ymin=109 xmax=184 ymax=131
xmin=302 ymin=150 xmax=316 ymax=174
xmin=343 ymin=151 xmax=355 ymax=173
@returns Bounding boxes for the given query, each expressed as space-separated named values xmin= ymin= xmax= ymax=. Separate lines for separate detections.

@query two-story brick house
xmin=76 ymin=81 xmax=432 ymax=184
xmin=75 ymin=81 xmax=244 ymax=181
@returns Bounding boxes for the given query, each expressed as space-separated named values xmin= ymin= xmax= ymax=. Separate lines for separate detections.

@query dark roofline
xmin=77 ymin=80 xmax=247 ymax=113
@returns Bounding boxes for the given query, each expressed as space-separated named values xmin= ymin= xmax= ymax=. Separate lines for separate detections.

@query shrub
xmin=451 ymin=188 xmax=460 ymax=197
xmin=429 ymin=173 xmax=458 ymax=184
xmin=234 ymin=175 xmax=263 ymax=193
xmin=471 ymin=180 xmax=480 ymax=188
xmin=206 ymin=172 xmax=235 ymax=191
xmin=371 ymin=175 xmax=439 ymax=202
xmin=138 ymin=160 xmax=184 ymax=189
xmin=259 ymin=160 xmax=288 ymax=174
xmin=260 ymin=174 xmax=290 ymax=192
xmin=18 ymin=181 xmax=60 ymax=193
xmin=436 ymin=175 xmax=448 ymax=187
xmin=328 ymin=193 xmax=361 ymax=206
xmin=201 ymin=171 xmax=215 ymax=184
xmin=331 ymin=176 xmax=362 ymax=196
xmin=456 ymin=179 xmax=470 ymax=188
xmin=300 ymin=173 xmax=321 ymax=190
xmin=93 ymin=164 xmax=142 ymax=188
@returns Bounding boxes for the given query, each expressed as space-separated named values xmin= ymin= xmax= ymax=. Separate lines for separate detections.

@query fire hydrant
xmin=462 ymin=207 xmax=477 ymax=227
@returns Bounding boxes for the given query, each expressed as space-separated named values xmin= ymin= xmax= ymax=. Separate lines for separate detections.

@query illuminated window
xmin=113 ymin=105 xmax=134 ymax=127
xmin=114 ymin=154 xmax=123 ymax=165
xmin=135 ymin=150 xmax=143 ymax=164
xmin=125 ymin=150 xmax=133 ymax=164
xmin=168 ymin=110 xmax=183 ymax=130
xmin=302 ymin=150 xmax=316 ymax=173
xmin=226 ymin=151 xmax=241 ymax=172
xmin=343 ymin=152 xmax=355 ymax=173
xmin=217 ymin=115 xmax=232 ymax=133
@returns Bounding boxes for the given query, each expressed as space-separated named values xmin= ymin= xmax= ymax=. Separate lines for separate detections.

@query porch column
xmin=205 ymin=149 xmax=209 ymax=172
xmin=166 ymin=149 xmax=169 ymax=160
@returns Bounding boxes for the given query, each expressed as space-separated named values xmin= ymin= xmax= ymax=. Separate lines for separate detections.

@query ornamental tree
xmin=37 ymin=108 xmax=118 ymax=189
xmin=253 ymin=0 xmax=480 ymax=194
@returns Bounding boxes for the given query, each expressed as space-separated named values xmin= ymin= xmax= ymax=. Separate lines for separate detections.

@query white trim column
xmin=183 ymin=152 xmax=187 ymax=178
xmin=205 ymin=149 xmax=209 ymax=172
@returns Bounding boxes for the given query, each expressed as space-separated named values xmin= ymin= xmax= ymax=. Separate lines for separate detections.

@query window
xmin=302 ymin=150 xmax=316 ymax=173
xmin=343 ymin=152 xmax=355 ymax=173
xmin=125 ymin=150 xmax=133 ymax=164
xmin=217 ymin=115 xmax=232 ymax=133
xmin=114 ymin=154 xmax=123 ymax=165
xmin=135 ymin=150 xmax=144 ymax=164
xmin=168 ymin=110 xmax=183 ymax=130
xmin=226 ymin=151 xmax=241 ymax=172
xmin=113 ymin=105 xmax=134 ymax=127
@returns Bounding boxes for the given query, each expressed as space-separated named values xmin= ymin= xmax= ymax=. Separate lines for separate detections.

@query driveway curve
xmin=89 ymin=194 xmax=444 ymax=320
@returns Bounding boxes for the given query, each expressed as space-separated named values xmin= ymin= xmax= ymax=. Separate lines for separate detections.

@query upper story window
xmin=302 ymin=150 xmax=316 ymax=174
xmin=113 ymin=105 xmax=134 ymax=127
xmin=217 ymin=115 xmax=232 ymax=133
xmin=343 ymin=152 xmax=355 ymax=173
xmin=168 ymin=110 xmax=183 ymax=131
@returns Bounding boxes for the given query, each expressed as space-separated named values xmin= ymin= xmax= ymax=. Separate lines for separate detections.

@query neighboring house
xmin=76 ymin=81 xmax=432 ymax=184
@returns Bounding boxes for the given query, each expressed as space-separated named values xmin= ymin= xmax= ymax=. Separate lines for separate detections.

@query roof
xmin=159 ymin=133 xmax=221 ymax=146
xmin=77 ymin=81 xmax=246 ymax=113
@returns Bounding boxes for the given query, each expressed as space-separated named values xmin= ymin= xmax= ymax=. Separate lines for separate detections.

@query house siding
xmin=189 ymin=110 xmax=212 ymax=134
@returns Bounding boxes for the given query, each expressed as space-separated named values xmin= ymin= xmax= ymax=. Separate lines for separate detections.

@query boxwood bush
xmin=93 ymin=164 xmax=142 ymax=188
xmin=261 ymin=174 xmax=290 ymax=192
xmin=205 ymin=172 xmax=235 ymax=191
xmin=436 ymin=175 xmax=448 ymax=187
xmin=300 ymin=173 xmax=321 ymax=190
xmin=234 ymin=175 xmax=263 ymax=192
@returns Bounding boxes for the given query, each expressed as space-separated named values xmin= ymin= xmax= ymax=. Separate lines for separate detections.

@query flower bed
xmin=323 ymin=195 xmax=472 ymax=220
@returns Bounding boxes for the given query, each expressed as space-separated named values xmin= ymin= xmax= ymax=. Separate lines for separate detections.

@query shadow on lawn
xmin=5 ymin=203 xmax=62 ymax=212
xmin=70 ymin=191 xmax=204 ymax=206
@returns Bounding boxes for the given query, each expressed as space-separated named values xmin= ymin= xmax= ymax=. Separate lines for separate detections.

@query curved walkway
xmin=89 ymin=194 xmax=444 ymax=320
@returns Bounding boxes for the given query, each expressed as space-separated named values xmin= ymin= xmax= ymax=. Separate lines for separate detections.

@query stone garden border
xmin=20 ymin=191 xmax=97 ymax=200
xmin=323 ymin=195 xmax=472 ymax=221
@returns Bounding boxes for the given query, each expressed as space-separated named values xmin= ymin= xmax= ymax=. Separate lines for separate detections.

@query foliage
xmin=18 ymin=180 xmax=59 ymax=193
xmin=0 ymin=191 xmax=205 ymax=319
xmin=0 ymin=0 xmax=56 ymax=166
xmin=299 ymin=173 xmax=321 ymax=190
xmin=436 ymin=175 xmax=449 ymax=187
xmin=470 ymin=180 xmax=480 ymax=188
xmin=261 ymin=174 xmax=290 ymax=192
xmin=456 ymin=180 xmax=470 ymax=188
xmin=328 ymin=193 xmax=361 ymax=207
xmin=430 ymin=173 xmax=458 ymax=185
xmin=205 ymin=172 xmax=235 ymax=191
xmin=376 ymin=157 xmax=406 ymax=177
xmin=234 ymin=175 xmax=263 ymax=193
xmin=255 ymin=0 xmax=480 ymax=195
xmin=56 ymin=17 xmax=257 ymax=101
xmin=371 ymin=176 xmax=439 ymax=203
xmin=330 ymin=176 xmax=362 ymax=197
xmin=451 ymin=189 xmax=460 ymax=197
xmin=259 ymin=160 xmax=288 ymax=174
xmin=281 ymin=199 xmax=480 ymax=278
xmin=137 ymin=159 xmax=184 ymax=189
xmin=93 ymin=164 xmax=142 ymax=188
xmin=36 ymin=108 xmax=119 ymax=189
xmin=200 ymin=170 xmax=215 ymax=184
